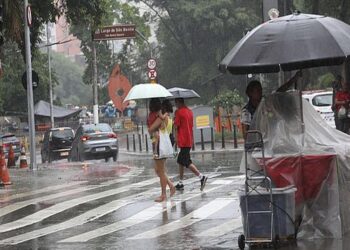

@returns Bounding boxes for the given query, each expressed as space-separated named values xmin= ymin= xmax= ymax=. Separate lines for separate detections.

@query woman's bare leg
xmin=154 ymin=159 xmax=167 ymax=202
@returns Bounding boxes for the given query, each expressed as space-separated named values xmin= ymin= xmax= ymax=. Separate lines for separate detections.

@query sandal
xmin=154 ymin=196 xmax=166 ymax=202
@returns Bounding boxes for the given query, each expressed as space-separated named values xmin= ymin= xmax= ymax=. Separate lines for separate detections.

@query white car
xmin=302 ymin=90 xmax=335 ymax=128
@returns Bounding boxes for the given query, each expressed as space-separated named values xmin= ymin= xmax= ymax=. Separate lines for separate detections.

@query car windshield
xmin=0 ymin=134 xmax=17 ymax=143
xmin=52 ymin=129 xmax=74 ymax=139
xmin=83 ymin=124 xmax=112 ymax=134
xmin=312 ymin=94 xmax=332 ymax=107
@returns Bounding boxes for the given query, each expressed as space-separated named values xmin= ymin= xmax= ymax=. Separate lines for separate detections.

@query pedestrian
xmin=241 ymin=71 xmax=302 ymax=140
xmin=334 ymin=77 xmax=350 ymax=133
xmin=332 ymin=75 xmax=342 ymax=130
xmin=148 ymin=99 xmax=175 ymax=202
xmin=147 ymin=98 xmax=162 ymax=158
xmin=173 ymin=98 xmax=208 ymax=191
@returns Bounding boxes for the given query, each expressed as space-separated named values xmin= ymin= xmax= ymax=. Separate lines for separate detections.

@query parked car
xmin=69 ymin=123 xmax=118 ymax=162
xmin=0 ymin=133 xmax=21 ymax=161
xmin=302 ymin=90 xmax=335 ymax=128
xmin=41 ymin=127 xmax=75 ymax=163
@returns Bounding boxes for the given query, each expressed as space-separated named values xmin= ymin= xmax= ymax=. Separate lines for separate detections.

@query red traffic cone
xmin=7 ymin=144 xmax=16 ymax=168
xmin=0 ymin=146 xmax=12 ymax=185
xmin=19 ymin=146 xmax=28 ymax=169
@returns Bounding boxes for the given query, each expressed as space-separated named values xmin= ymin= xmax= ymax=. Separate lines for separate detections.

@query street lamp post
xmin=46 ymin=23 xmax=54 ymax=128
xmin=24 ymin=0 xmax=37 ymax=169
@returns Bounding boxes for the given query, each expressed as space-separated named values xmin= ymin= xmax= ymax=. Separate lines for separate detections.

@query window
xmin=312 ymin=94 xmax=332 ymax=107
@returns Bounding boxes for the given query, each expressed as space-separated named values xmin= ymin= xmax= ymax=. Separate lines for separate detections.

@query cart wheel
xmin=238 ymin=234 xmax=245 ymax=250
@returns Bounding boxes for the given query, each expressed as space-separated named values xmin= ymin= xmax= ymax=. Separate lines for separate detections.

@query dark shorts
xmin=177 ymin=147 xmax=192 ymax=168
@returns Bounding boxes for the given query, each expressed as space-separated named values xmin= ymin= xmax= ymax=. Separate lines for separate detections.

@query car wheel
xmin=104 ymin=157 xmax=109 ymax=162
xmin=112 ymin=153 xmax=117 ymax=162
xmin=48 ymin=152 xmax=52 ymax=163
xmin=78 ymin=149 xmax=84 ymax=162
xmin=41 ymin=152 xmax=46 ymax=163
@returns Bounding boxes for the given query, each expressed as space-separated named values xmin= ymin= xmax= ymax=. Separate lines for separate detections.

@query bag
xmin=338 ymin=106 xmax=347 ymax=119
xmin=158 ymin=129 xmax=174 ymax=158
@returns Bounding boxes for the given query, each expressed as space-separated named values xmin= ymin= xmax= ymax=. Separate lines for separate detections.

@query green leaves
xmin=209 ymin=89 xmax=244 ymax=115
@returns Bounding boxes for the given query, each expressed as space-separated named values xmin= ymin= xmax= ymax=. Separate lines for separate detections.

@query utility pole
xmin=93 ymin=42 xmax=99 ymax=124
xmin=24 ymin=0 xmax=37 ymax=169
xmin=46 ymin=23 xmax=54 ymax=128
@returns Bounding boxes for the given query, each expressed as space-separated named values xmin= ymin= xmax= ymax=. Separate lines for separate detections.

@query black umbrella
xmin=167 ymin=87 xmax=200 ymax=99
xmin=219 ymin=12 xmax=350 ymax=74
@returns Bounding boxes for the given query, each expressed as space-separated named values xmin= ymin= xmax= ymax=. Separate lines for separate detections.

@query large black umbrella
xmin=219 ymin=12 xmax=350 ymax=74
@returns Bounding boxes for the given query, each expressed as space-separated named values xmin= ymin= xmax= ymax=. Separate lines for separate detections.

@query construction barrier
xmin=0 ymin=146 xmax=12 ymax=185
xmin=7 ymin=144 xmax=16 ymax=168
xmin=19 ymin=146 xmax=28 ymax=168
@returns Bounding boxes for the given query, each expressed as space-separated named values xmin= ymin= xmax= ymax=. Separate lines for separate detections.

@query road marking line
xmin=0 ymin=188 xmax=160 ymax=245
xmin=195 ymin=217 xmax=242 ymax=237
xmin=0 ymin=177 xmax=130 ymax=218
xmin=0 ymin=181 xmax=87 ymax=202
xmin=58 ymin=179 xmax=234 ymax=243
xmin=0 ymin=176 xmax=161 ymax=233
xmin=0 ymin=175 xmax=205 ymax=244
xmin=127 ymin=198 xmax=234 ymax=240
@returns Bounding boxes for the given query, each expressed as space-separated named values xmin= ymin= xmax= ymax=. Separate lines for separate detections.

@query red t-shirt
xmin=174 ymin=106 xmax=193 ymax=147
xmin=147 ymin=111 xmax=158 ymax=128
xmin=335 ymin=91 xmax=350 ymax=111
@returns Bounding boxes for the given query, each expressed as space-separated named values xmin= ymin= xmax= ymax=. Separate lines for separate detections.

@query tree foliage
xmin=209 ymin=89 xmax=244 ymax=115
xmin=130 ymin=0 xmax=261 ymax=103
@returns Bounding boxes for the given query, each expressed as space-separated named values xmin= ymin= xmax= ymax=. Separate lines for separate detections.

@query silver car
xmin=69 ymin=123 xmax=118 ymax=162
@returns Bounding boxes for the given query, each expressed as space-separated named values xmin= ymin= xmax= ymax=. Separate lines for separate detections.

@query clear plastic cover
xmin=243 ymin=91 xmax=350 ymax=239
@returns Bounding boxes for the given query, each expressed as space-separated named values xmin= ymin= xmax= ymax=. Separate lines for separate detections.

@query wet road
xmin=0 ymin=151 xmax=347 ymax=250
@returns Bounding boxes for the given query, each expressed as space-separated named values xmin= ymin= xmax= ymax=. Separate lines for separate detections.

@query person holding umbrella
xmin=173 ymin=98 xmax=208 ymax=191
xmin=148 ymin=98 xmax=176 ymax=202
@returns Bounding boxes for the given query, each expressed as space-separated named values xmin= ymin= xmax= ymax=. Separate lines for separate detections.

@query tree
xmin=0 ymin=41 xmax=55 ymax=114
xmin=130 ymin=0 xmax=261 ymax=103
xmin=51 ymin=52 xmax=92 ymax=106
xmin=209 ymin=89 xmax=244 ymax=115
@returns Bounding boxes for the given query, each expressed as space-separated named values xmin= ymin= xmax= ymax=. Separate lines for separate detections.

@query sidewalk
xmin=119 ymin=140 xmax=244 ymax=157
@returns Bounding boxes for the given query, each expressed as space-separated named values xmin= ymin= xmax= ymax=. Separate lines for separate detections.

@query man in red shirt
xmin=174 ymin=98 xmax=207 ymax=191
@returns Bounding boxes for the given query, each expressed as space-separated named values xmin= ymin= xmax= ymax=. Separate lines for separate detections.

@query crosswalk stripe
xmin=127 ymin=198 xmax=234 ymax=240
xmin=0 ymin=188 xmax=159 ymax=245
xmin=0 ymin=177 xmax=161 ymax=233
xmin=0 ymin=175 xmax=204 ymax=244
xmin=58 ymin=179 xmax=234 ymax=243
xmin=195 ymin=217 xmax=242 ymax=237
xmin=0 ymin=181 xmax=87 ymax=202
xmin=0 ymin=165 xmax=144 ymax=217
xmin=0 ymin=178 xmax=129 ymax=218
xmin=0 ymin=178 xmax=231 ymax=245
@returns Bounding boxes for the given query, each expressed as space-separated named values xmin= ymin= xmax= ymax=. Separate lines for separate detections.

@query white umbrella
xmin=167 ymin=87 xmax=200 ymax=99
xmin=123 ymin=83 xmax=173 ymax=102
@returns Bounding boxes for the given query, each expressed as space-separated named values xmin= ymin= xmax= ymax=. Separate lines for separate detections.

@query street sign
xmin=147 ymin=58 xmax=157 ymax=70
xmin=93 ymin=24 xmax=136 ymax=41
xmin=22 ymin=70 xmax=39 ymax=90
xmin=148 ymin=69 xmax=157 ymax=80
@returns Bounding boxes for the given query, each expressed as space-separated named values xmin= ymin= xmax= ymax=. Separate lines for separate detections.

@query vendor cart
xmin=238 ymin=130 xmax=296 ymax=249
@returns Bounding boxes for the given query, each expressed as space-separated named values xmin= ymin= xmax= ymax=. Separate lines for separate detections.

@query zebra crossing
xmin=0 ymin=166 xmax=244 ymax=249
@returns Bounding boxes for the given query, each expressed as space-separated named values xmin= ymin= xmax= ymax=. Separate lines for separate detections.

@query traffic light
xmin=0 ymin=0 xmax=3 ymax=46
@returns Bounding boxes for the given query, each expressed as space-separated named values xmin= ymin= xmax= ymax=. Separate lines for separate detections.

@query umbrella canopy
xmin=123 ymin=83 xmax=173 ymax=102
xmin=219 ymin=12 xmax=350 ymax=74
xmin=167 ymin=87 xmax=200 ymax=99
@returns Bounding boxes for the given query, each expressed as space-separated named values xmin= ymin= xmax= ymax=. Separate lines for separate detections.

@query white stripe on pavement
xmin=0 ymin=181 xmax=87 ymax=202
xmin=195 ymin=217 xmax=242 ymax=237
xmin=0 ymin=178 xmax=129 ymax=218
xmin=59 ymin=179 xmax=233 ymax=243
xmin=0 ymin=175 xmax=204 ymax=244
xmin=0 ymin=177 xmax=160 ymax=233
xmin=0 ymin=187 xmax=160 ymax=245
xmin=127 ymin=198 xmax=234 ymax=240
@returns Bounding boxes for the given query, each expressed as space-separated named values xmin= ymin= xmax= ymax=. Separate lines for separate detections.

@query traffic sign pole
xmin=24 ymin=0 xmax=36 ymax=170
